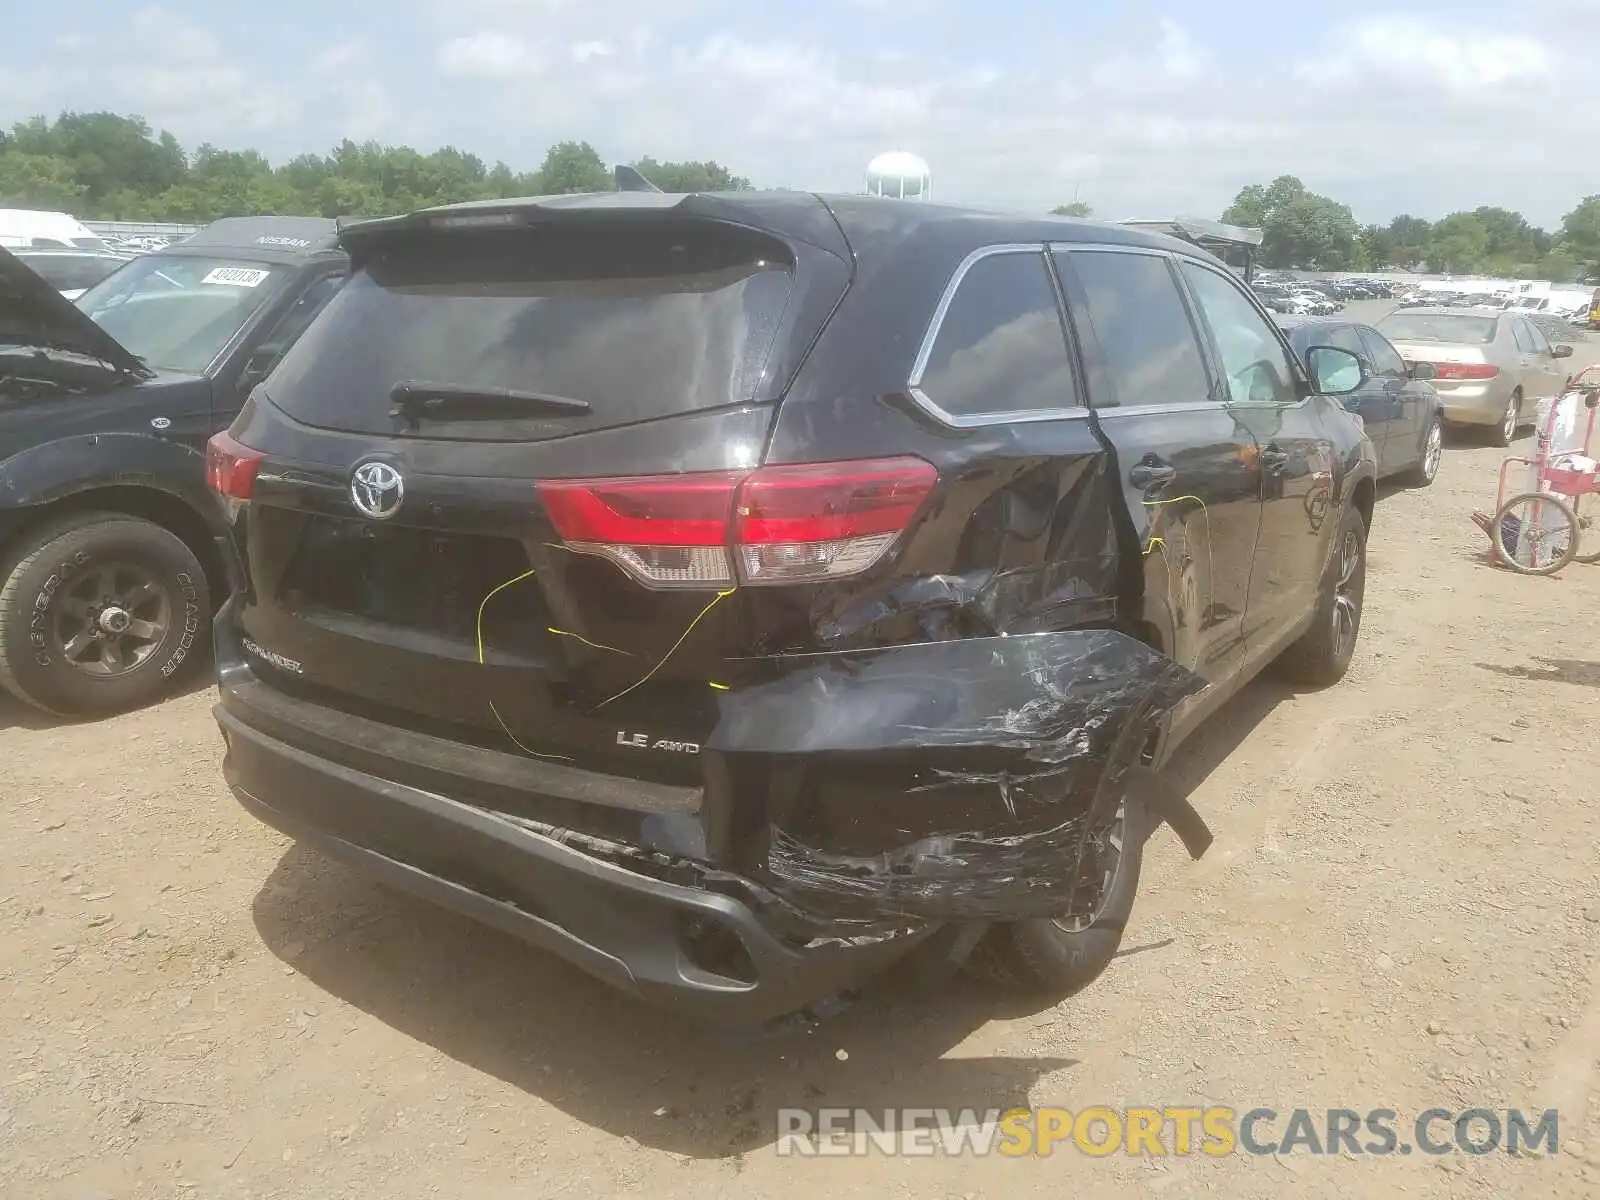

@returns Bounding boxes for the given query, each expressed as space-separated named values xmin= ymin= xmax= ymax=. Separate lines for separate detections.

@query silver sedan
xmin=1373 ymin=307 xmax=1573 ymax=446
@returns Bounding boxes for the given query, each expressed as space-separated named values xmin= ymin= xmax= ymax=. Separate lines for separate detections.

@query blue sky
xmin=2 ymin=0 xmax=1594 ymax=226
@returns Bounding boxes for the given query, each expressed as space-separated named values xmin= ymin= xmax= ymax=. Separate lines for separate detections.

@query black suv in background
xmin=209 ymin=194 xmax=1378 ymax=1023
xmin=0 ymin=218 xmax=347 ymax=715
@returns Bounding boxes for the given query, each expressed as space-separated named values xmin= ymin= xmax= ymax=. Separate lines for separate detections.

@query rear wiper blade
xmin=388 ymin=381 xmax=592 ymax=426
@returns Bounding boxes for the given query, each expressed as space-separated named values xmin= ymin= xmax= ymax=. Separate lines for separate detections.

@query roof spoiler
xmin=1122 ymin=216 xmax=1264 ymax=282
xmin=1121 ymin=216 xmax=1264 ymax=249
xmin=614 ymin=164 xmax=662 ymax=193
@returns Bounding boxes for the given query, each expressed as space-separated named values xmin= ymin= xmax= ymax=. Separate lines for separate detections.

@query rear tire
xmin=1405 ymin=415 xmax=1443 ymax=487
xmin=967 ymin=793 xmax=1148 ymax=996
xmin=1274 ymin=503 xmax=1367 ymax=687
xmin=0 ymin=513 xmax=209 ymax=716
xmin=1488 ymin=390 xmax=1520 ymax=447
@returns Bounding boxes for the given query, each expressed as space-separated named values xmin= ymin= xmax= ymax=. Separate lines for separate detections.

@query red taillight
xmin=539 ymin=473 xmax=741 ymax=547
xmin=205 ymin=431 xmax=264 ymax=499
xmin=1431 ymin=362 xmax=1499 ymax=381
xmin=537 ymin=456 xmax=938 ymax=589
xmin=734 ymin=459 xmax=939 ymax=584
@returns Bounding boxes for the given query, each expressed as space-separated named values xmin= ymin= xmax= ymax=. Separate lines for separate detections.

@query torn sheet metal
xmin=708 ymin=630 xmax=1201 ymax=760
xmin=705 ymin=630 xmax=1206 ymax=928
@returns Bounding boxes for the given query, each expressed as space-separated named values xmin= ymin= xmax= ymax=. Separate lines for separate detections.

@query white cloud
xmin=2 ymin=7 xmax=403 ymax=152
xmin=1328 ymin=16 xmax=1551 ymax=90
xmin=3 ymin=5 xmax=1596 ymax=227
xmin=312 ymin=43 xmax=365 ymax=74
xmin=439 ymin=31 xmax=545 ymax=79
xmin=1155 ymin=19 xmax=1205 ymax=80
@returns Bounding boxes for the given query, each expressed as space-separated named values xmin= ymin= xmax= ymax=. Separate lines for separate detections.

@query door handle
xmin=1259 ymin=445 xmax=1290 ymax=472
xmin=1128 ymin=460 xmax=1178 ymax=490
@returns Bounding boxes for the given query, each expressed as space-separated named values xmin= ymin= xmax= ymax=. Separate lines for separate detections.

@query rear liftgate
xmin=703 ymin=631 xmax=1214 ymax=945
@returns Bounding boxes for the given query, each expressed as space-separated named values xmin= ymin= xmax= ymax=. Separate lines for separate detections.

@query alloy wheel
xmin=1331 ymin=529 xmax=1363 ymax=662
xmin=1050 ymin=801 xmax=1126 ymax=934
xmin=1422 ymin=420 xmax=1443 ymax=481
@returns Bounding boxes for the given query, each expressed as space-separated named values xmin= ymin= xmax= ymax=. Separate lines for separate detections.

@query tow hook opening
xmin=678 ymin=913 xmax=759 ymax=986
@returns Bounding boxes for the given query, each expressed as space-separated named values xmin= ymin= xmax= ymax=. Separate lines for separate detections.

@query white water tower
xmin=864 ymin=151 xmax=931 ymax=201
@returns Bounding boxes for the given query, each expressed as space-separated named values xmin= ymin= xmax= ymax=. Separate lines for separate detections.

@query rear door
xmin=1509 ymin=318 xmax=1542 ymax=404
xmin=1517 ymin=319 xmax=1567 ymax=402
xmin=1052 ymin=245 xmax=1261 ymax=696
xmin=1175 ymin=258 xmax=1332 ymax=653
xmin=1311 ymin=322 xmax=1399 ymax=466
xmin=1357 ymin=324 xmax=1424 ymax=468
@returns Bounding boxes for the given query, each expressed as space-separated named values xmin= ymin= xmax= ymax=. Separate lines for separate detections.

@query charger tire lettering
xmin=29 ymin=551 xmax=91 ymax=667
xmin=160 ymin=572 xmax=200 ymax=678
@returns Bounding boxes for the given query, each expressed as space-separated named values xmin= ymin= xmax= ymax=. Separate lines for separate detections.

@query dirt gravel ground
xmin=3 ymin=308 xmax=1600 ymax=1200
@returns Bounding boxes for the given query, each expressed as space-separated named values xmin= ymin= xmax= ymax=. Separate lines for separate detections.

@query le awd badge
xmin=616 ymin=731 xmax=700 ymax=754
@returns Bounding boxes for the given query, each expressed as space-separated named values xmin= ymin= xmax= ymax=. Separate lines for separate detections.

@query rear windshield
xmin=262 ymin=222 xmax=796 ymax=440
xmin=20 ymin=253 xmax=125 ymax=293
xmin=1376 ymin=313 xmax=1497 ymax=344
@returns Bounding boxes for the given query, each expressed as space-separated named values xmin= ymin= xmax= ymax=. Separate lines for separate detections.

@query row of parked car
xmin=1249 ymin=275 xmax=1400 ymax=316
xmin=5 ymin=195 xmax=1427 ymax=1025
xmin=0 ymin=211 xmax=194 ymax=303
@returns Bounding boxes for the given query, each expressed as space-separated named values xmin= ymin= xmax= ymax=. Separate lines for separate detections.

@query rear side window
xmin=1511 ymin=321 xmax=1536 ymax=353
xmin=911 ymin=250 xmax=1079 ymax=422
xmin=1060 ymin=249 xmax=1211 ymax=407
xmin=263 ymin=222 xmax=796 ymax=440
xmin=1179 ymin=262 xmax=1297 ymax=405
xmin=1357 ymin=327 xmax=1407 ymax=378
xmin=1318 ymin=325 xmax=1368 ymax=360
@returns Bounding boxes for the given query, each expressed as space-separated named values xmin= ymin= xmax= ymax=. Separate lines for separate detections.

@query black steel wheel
xmin=0 ymin=513 xmax=209 ymax=716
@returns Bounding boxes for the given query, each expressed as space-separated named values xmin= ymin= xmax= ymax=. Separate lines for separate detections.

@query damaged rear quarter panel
xmin=705 ymin=631 xmax=1205 ymax=929
xmin=706 ymin=228 xmax=1209 ymax=931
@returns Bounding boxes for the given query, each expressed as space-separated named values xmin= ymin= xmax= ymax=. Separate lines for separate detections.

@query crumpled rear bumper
xmin=216 ymin=600 xmax=1207 ymax=1020
xmin=704 ymin=631 xmax=1207 ymax=930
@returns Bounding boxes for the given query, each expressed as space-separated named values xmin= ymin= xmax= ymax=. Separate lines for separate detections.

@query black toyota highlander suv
xmin=208 ymin=192 xmax=1378 ymax=1024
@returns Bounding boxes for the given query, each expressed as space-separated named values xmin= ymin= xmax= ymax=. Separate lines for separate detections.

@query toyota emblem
xmin=350 ymin=460 xmax=404 ymax=520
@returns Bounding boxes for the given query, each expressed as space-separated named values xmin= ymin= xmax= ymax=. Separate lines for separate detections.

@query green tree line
xmin=7 ymin=113 xmax=1597 ymax=282
xmin=1220 ymin=175 xmax=1600 ymax=281
xmin=0 ymin=112 xmax=751 ymax=223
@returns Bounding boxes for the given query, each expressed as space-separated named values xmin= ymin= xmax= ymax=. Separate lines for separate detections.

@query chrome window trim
xmin=905 ymin=242 xmax=1088 ymax=427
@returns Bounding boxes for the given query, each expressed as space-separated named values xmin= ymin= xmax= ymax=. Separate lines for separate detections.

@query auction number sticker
xmin=201 ymin=267 xmax=270 ymax=288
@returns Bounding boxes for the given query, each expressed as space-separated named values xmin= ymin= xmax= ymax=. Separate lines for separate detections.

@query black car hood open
xmin=0 ymin=244 xmax=146 ymax=375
